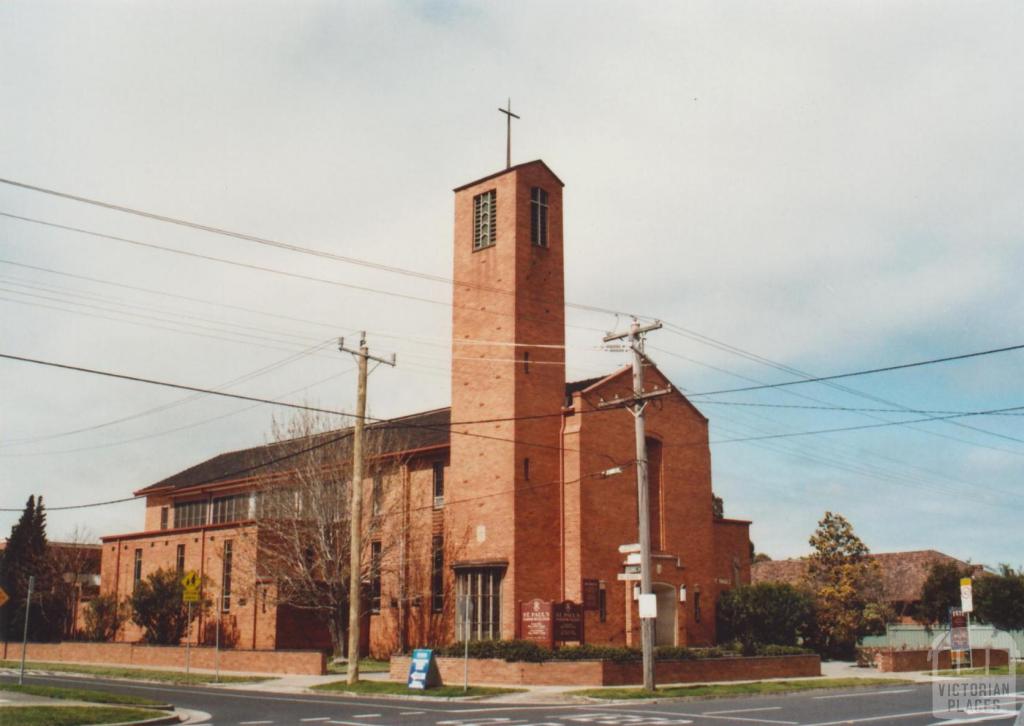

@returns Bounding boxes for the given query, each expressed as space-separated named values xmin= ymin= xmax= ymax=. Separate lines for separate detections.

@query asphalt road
xmin=2 ymin=674 xmax=1021 ymax=726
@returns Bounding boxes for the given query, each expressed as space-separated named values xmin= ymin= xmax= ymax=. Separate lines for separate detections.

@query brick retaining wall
xmin=875 ymin=648 xmax=1009 ymax=673
xmin=1 ymin=641 xmax=325 ymax=675
xmin=389 ymin=654 xmax=821 ymax=686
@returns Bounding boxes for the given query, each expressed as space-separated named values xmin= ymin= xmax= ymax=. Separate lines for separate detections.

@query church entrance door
xmin=652 ymin=582 xmax=677 ymax=646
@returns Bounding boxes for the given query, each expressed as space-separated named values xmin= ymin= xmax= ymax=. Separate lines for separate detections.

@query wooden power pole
xmin=339 ymin=332 xmax=395 ymax=685
xmin=601 ymin=319 xmax=668 ymax=691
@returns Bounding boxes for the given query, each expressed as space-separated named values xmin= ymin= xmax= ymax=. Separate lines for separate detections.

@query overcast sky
xmin=1 ymin=1 xmax=1021 ymax=567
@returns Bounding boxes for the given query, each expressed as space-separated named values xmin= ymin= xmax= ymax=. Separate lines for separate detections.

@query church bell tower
xmin=446 ymin=159 xmax=567 ymax=640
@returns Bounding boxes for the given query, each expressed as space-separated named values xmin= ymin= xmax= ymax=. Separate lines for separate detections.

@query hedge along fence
xmin=432 ymin=639 xmax=811 ymax=663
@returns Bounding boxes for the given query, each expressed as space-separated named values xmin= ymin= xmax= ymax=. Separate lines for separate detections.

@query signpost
xmin=950 ymin=607 xmax=971 ymax=671
xmin=181 ymin=571 xmax=201 ymax=681
xmin=960 ymin=577 xmax=973 ymax=614
xmin=553 ymin=601 xmax=583 ymax=643
xmin=407 ymin=648 xmax=440 ymax=690
xmin=520 ymin=598 xmax=553 ymax=647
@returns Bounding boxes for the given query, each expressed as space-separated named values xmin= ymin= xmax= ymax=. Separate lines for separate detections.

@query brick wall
xmin=875 ymin=648 xmax=1009 ymax=672
xmin=0 ymin=641 xmax=325 ymax=675
xmin=389 ymin=654 xmax=820 ymax=686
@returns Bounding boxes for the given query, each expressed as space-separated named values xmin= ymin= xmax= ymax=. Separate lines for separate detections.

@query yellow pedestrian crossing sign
xmin=0 ymin=586 xmax=8 ymax=608
xmin=181 ymin=570 xmax=201 ymax=603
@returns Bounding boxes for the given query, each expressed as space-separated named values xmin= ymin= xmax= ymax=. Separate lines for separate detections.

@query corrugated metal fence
xmin=862 ymin=624 xmax=1024 ymax=658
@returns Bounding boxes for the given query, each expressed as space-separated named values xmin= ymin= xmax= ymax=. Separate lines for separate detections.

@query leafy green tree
xmin=716 ymin=582 xmax=815 ymax=653
xmin=130 ymin=568 xmax=207 ymax=645
xmin=974 ymin=565 xmax=1024 ymax=631
xmin=804 ymin=512 xmax=892 ymax=659
xmin=82 ymin=592 xmax=128 ymax=642
xmin=914 ymin=560 xmax=975 ymax=627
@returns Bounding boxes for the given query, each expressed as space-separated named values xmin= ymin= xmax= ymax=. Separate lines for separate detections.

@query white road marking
xmin=400 ymin=713 xmax=427 ymax=716
xmin=352 ymin=715 xmax=381 ymax=719
xmin=598 ymin=708 xmax=791 ymax=724
xmin=801 ymin=710 xmax=936 ymax=726
xmin=239 ymin=722 xmax=274 ymax=725
xmin=813 ymin=688 xmax=916 ymax=700
xmin=300 ymin=719 xmax=331 ymax=723
xmin=703 ymin=708 xmax=783 ymax=715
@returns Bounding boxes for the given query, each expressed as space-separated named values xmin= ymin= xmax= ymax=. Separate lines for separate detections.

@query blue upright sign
xmin=407 ymin=648 xmax=438 ymax=690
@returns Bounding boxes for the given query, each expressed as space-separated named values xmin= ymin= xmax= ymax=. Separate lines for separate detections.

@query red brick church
xmin=100 ymin=160 xmax=752 ymax=655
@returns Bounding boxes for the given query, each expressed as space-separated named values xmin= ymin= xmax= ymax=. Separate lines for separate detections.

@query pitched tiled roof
xmin=137 ymin=378 xmax=610 ymax=497
xmin=135 ymin=408 xmax=452 ymax=495
xmin=751 ymin=550 xmax=979 ymax=603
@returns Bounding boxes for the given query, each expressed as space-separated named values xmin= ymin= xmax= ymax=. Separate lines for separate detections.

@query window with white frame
xmin=173 ymin=499 xmax=208 ymax=528
xmin=455 ymin=567 xmax=503 ymax=641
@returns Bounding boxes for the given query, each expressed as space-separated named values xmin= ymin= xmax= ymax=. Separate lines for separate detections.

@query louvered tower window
xmin=473 ymin=190 xmax=497 ymax=250
xmin=530 ymin=187 xmax=548 ymax=247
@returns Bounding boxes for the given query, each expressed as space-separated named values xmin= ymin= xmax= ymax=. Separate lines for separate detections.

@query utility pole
xmin=601 ymin=319 xmax=668 ymax=691
xmin=19 ymin=575 xmax=34 ymax=685
xmin=339 ymin=332 xmax=395 ymax=686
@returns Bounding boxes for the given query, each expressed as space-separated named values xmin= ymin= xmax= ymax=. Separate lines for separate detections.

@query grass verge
xmin=312 ymin=679 xmax=523 ymax=698
xmin=573 ymin=677 xmax=918 ymax=700
xmin=0 ymin=682 xmax=161 ymax=706
xmin=1 ymin=659 xmax=266 ymax=685
xmin=934 ymin=666 xmax=1013 ymax=677
xmin=327 ymin=658 xmax=392 ymax=675
xmin=0 ymin=705 xmax=163 ymax=725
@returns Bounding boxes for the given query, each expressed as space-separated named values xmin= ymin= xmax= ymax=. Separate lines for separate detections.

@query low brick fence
xmin=875 ymin=648 xmax=1009 ymax=673
xmin=389 ymin=654 xmax=821 ymax=686
xmin=1 ymin=641 xmax=326 ymax=675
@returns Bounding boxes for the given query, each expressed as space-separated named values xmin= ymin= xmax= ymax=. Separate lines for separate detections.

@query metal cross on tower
xmin=498 ymin=98 xmax=520 ymax=169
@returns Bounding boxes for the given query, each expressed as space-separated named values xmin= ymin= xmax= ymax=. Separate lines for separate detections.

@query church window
xmin=159 ymin=506 xmax=168 ymax=530
xmin=473 ymin=190 xmax=497 ymax=250
xmin=221 ymin=540 xmax=233 ymax=612
xmin=176 ymin=544 xmax=185 ymax=573
xmin=693 ymin=591 xmax=702 ymax=623
xmin=212 ymin=493 xmax=248 ymax=524
xmin=456 ymin=567 xmax=503 ymax=641
xmin=174 ymin=499 xmax=208 ymax=529
xmin=432 ymin=461 xmax=445 ymax=508
xmin=523 ymin=351 xmax=530 ymax=373
xmin=431 ymin=535 xmax=444 ymax=613
xmin=523 ymin=457 xmax=530 ymax=481
xmin=530 ymin=187 xmax=548 ymax=247
xmin=132 ymin=549 xmax=143 ymax=590
xmin=370 ymin=540 xmax=382 ymax=613
xmin=372 ymin=472 xmax=383 ymax=516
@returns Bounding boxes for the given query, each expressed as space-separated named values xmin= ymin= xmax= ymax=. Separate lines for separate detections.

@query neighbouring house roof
xmin=137 ymin=377 xmax=620 ymax=497
xmin=752 ymin=550 xmax=981 ymax=603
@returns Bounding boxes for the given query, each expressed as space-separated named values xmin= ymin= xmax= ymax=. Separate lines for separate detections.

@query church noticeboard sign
xmin=407 ymin=648 xmax=440 ymax=689
xmin=582 ymin=579 xmax=600 ymax=611
xmin=553 ymin=600 xmax=584 ymax=643
xmin=520 ymin=598 xmax=553 ymax=647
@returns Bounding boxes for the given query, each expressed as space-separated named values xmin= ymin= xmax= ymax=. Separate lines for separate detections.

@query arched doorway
xmin=652 ymin=583 xmax=677 ymax=646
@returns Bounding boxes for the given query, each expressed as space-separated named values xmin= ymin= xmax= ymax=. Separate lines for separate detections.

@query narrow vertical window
xmin=473 ymin=190 xmax=497 ymax=250
xmin=530 ymin=187 xmax=549 ymax=247
xmin=432 ymin=461 xmax=445 ymax=508
xmin=160 ymin=507 xmax=168 ymax=530
xmin=132 ymin=549 xmax=142 ymax=590
xmin=523 ymin=458 xmax=530 ymax=481
xmin=523 ymin=351 xmax=530 ymax=373
xmin=694 ymin=591 xmax=702 ymax=623
xmin=176 ymin=544 xmax=185 ymax=574
xmin=372 ymin=472 xmax=383 ymax=516
xmin=221 ymin=540 xmax=233 ymax=612
xmin=431 ymin=535 xmax=444 ymax=613
xmin=370 ymin=541 xmax=382 ymax=613
xmin=599 ymin=583 xmax=607 ymax=623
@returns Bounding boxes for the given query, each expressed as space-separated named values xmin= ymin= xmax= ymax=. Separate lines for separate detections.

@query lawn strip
xmin=0 ymin=705 xmax=164 ymax=726
xmin=573 ymin=677 xmax=918 ymax=700
xmin=326 ymin=658 xmax=392 ymax=674
xmin=312 ymin=679 xmax=522 ymax=698
xmin=0 ymin=682 xmax=162 ymax=706
xmin=0 ymin=659 xmax=266 ymax=685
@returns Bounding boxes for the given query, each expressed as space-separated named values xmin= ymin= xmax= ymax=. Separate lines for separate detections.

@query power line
xmin=686 ymin=343 xmax=1024 ymax=397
